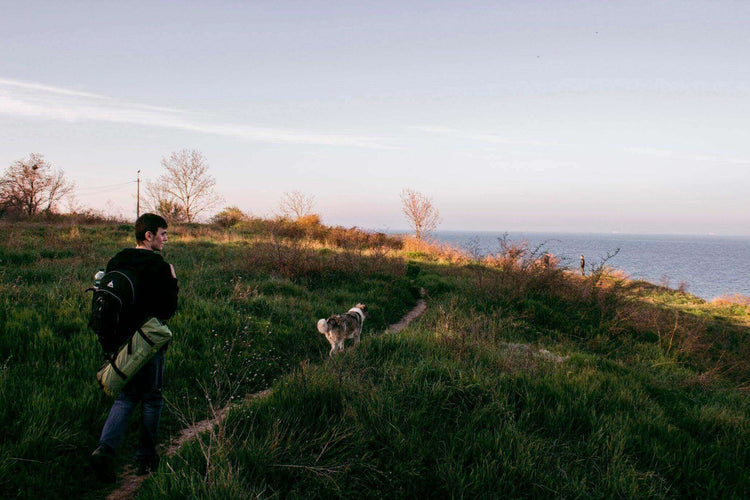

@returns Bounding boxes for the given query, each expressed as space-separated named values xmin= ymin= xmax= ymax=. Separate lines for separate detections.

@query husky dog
xmin=317 ymin=303 xmax=368 ymax=356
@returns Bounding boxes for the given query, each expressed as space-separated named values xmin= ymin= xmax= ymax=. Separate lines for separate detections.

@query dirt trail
xmin=385 ymin=290 xmax=427 ymax=334
xmin=105 ymin=294 xmax=428 ymax=500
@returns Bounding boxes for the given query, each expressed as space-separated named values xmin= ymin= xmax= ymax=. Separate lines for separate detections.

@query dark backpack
xmin=87 ymin=269 xmax=138 ymax=357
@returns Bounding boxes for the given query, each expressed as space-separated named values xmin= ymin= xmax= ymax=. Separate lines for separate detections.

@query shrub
xmin=212 ymin=206 xmax=249 ymax=228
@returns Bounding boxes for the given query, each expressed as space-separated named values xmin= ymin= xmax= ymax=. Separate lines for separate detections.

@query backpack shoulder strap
xmin=108 ymin=270 xmax=136 ymax=303
xmin=100 ymin=269 xmax=137 ymax=305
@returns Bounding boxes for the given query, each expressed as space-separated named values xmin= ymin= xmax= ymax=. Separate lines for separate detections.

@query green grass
xmin=141 ymin=300 xmax=750 ymax=498
xmin=141 ymin=253 xmax=749 ymax=499
xmin=0 ymin=221 xmax=414 ymax=499
xmin=1 ymin=220 xmax=749 ymax=499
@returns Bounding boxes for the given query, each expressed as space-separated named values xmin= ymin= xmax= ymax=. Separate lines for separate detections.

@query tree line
xmin=0 ymin=150 xmax=441 ymax=242
xmin=0 ymin=149 xmax=221 ymax=223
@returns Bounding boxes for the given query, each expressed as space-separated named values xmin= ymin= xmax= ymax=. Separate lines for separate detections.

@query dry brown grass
xmin=402 ymin=235 xmax=471 ymax=264
xmin=712 ymin=293 xmax=750 ymax=309
xmin=425 ymin=234 xmax=750 ymax=386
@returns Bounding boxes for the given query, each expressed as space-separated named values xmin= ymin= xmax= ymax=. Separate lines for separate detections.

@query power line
xmin=76 ymin=181 xmax=136 ymax=193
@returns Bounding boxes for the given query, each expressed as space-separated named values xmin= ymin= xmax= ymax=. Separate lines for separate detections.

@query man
xmin=90 ymin=213 xmax=179 ymax=483
xmin=580 ymin=255 xmax=586 ymax=276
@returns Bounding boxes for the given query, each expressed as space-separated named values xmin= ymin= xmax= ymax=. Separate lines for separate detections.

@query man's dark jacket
xmin=106 ymin=248 xmax=178 ymax=339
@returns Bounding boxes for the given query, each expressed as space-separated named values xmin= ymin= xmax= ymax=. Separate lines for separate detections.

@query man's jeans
xmin=98 ymin=349 xmax=165 ymax=460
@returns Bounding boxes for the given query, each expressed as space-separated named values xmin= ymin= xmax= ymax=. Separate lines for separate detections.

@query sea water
xmin=431 ymin=231 xmax=750 ymax=301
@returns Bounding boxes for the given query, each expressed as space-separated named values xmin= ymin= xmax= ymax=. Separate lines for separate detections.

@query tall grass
xmin=141 ymin=236 xmax=749 ymax=499
xmin=0 ymin=220 xmax=415 ymax=499
xmin=1 ymin=220 xmax=748 ymax=498
xmin=141 ymin=295 xmax=749 ymax=498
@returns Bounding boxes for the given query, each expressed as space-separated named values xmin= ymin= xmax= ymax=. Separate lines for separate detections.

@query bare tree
xmin=400 ymin=188 xmax=440 ymax=243
xmin=0 ymin=153 xmax=75 ymax=217
xmin=150 ymin=149 xmax=221 ymax=223
xmin=144 ymin=180 xmax=186 ymax=222
xmin=278 ymin=190 xmax=316 ymax=220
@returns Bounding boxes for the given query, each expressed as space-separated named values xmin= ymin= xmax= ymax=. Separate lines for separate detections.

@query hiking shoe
xmin=135 ymin=456 xmax=159 ymax=476
xmin=90 ymin=446 xmax=116 ymax=483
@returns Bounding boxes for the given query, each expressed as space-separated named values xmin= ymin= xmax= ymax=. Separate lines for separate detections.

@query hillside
xmin=0 ymin=219 xmax=748 ymax=499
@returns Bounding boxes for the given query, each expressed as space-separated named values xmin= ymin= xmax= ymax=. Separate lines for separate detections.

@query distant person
xmin=90 ymin=213 xmax=179 ymax=483
xmin=580 ymin=255 xmax=585 ymax=276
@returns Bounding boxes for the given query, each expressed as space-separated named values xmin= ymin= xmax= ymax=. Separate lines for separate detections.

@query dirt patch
xmin=386 ymin=293 xmax=427 ymax=333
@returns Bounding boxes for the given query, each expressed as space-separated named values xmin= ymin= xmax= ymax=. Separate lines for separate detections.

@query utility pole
xmin=136 ymin=170 xmax=141 ymax=218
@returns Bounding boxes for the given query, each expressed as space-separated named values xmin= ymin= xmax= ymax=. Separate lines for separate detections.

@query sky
xmin=1 ymin=0 xmax=749 ymax=235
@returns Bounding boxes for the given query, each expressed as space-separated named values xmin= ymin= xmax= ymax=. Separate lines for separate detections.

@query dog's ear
xmin=357 ymin=303 xmax=368 ymax=314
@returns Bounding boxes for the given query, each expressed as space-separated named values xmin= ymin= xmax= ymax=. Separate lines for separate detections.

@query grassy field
xmin=0 ymin=219 xmax=415 ymax=499
xmin=1 ymin=219 xmax=749 ymax=499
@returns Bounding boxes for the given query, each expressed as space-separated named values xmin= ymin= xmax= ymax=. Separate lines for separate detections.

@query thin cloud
xmin=0 ymin=78 xmax=110 ymax=99
xmin=627 ymin=147 xmax=750 ymax=165
xmin=415 ymin=125 xmax=561 ymax=147
xmin=417 ymin=125 xmax=750 ymax=166
xmin=0 ymin=78 xmax=388 ymax=149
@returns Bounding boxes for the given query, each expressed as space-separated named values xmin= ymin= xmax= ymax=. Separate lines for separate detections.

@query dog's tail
xmin=317 ymin=318 xmax=329 ymax=334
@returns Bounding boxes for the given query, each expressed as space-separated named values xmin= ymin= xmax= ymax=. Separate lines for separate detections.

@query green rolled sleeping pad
xmin=96 ymin=317 xmax=173 ymax=397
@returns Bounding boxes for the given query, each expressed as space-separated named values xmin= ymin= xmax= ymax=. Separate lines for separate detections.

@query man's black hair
xmin=135 ymin=213 xmax=168 ymax=243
